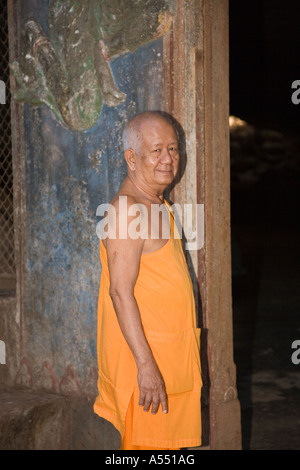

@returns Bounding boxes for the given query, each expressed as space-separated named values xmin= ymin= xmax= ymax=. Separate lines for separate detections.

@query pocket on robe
xmin=146 ymin=328 xmax=201 ymax=395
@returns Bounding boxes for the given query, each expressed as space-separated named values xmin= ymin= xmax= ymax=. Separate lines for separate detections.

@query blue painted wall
xmin=19 ymin=0 xmax=164 ymax=388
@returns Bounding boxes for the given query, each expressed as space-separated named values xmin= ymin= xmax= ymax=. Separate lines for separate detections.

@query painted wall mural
xmin=11 ymin=0 xmax=172 ymax=130
xmin=13 ymin=0 xmax=173 ymax=395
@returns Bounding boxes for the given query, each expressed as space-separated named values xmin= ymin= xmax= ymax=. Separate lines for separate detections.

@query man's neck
xmin=126 ymin=174 xmax=166 ymax=204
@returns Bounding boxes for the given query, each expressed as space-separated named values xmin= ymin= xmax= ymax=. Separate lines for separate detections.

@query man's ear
xmin=124 ymin=149 xmax=136 ymax=171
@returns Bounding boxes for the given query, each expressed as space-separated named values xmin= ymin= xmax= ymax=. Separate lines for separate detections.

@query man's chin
xmin=157 ymin=172 xmax=174 ymax=182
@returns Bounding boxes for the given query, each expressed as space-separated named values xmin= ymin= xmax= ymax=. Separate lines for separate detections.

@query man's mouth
xmin=157 ymin=168 xmax=173 ymax=174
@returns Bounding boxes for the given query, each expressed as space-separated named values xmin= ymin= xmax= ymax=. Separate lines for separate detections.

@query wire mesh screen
xmin=0 ymin=0 xmax=15 ymax=277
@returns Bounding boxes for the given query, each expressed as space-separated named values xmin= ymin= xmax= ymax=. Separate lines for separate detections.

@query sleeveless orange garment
xmin=93 ymin=202 xmax=202 ymax=449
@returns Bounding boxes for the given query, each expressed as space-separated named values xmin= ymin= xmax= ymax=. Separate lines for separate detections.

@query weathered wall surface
xmin=1 ymin=0 xmax=170 ymax=450
xmin=10 ymin=0 xmax=166 ymax=396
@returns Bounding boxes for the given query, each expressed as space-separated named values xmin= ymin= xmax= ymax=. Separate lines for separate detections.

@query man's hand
xmin=137 ymin=361 xmax=168 ymax=415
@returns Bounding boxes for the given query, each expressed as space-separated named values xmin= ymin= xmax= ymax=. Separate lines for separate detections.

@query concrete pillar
xmin=203 ymin=0 xmax=242 ymax=450
xmin=164 ymin=0 xmax=242 ymax=449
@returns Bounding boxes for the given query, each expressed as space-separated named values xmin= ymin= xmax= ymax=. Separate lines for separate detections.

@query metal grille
xmin=0 ymin=0 xmax=15 ymax=277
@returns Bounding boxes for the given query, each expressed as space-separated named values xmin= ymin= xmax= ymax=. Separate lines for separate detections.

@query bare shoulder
xmin=101 ymin=190 xmax=147 ymax=250
xmin=110 ymin=193 xmax=140 ymax=211
xmin=104 ymin=192 xmax=146 ymax=285
xmin=109 ymin=177 xmax=141 ymax=210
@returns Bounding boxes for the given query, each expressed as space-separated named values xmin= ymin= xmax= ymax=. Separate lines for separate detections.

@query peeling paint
xmin=18 ymin=0 xmax=165 ymax=388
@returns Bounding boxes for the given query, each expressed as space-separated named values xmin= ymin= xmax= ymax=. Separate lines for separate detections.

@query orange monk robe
xmin=94 ymin=202 xmax=202 ymax=449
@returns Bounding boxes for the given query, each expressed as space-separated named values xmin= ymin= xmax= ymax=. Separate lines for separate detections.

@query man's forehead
xmin=123 ymin=112 xmax=179 ymax=153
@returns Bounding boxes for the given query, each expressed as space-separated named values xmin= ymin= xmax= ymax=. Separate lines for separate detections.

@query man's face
xmin=134 ymin=118 xmax=180 ymax=190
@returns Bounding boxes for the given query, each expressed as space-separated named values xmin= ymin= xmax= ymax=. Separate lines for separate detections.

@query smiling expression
xmin=127 ymin=117 xmax=180 ymax=192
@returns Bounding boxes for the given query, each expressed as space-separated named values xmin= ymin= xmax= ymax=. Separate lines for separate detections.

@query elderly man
xmin=94 ymin=111 xmax=202 ymax=450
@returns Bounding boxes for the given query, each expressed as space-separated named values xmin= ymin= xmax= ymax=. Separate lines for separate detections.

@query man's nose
xmin=160 ymin=148 xmax=173 ymax=163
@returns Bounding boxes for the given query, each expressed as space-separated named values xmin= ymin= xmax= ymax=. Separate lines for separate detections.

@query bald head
xmin=122 ymin=111 xmax=177 ymax=154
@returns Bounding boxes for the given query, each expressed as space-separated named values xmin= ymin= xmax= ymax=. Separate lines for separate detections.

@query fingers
xmin=137 ymin=363 xmax=168 ymax=415
xmin=150 ymin=396 xmax=161 ymax=415
xmin=138 ymin=390 xmax=152 ymax=412
xmin=160 ymin=392 xmax=168 ymax=414
xmin=143 ymin=394 xmax=153 ymax=413
xmin=138 ymin=389 xmax=168 ymax=415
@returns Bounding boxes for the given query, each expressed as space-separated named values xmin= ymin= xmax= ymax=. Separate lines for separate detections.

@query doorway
xmin=230 ymin=0 xmax=300 ymax=450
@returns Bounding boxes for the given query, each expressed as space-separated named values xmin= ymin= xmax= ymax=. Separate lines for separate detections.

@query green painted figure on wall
xmin=11 ymin=0 xmax=173 ymax=131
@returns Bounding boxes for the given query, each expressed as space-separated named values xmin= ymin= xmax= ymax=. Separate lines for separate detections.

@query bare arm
xmin=106 ymin=201 xmax=168 ymax=415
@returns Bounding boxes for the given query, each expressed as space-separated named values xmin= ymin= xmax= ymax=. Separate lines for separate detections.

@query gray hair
xmin=122 ymin=111 xmax=178 ymax=153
